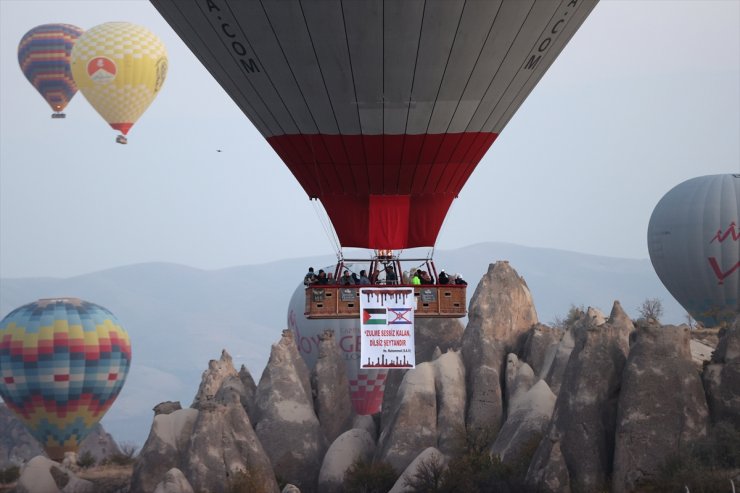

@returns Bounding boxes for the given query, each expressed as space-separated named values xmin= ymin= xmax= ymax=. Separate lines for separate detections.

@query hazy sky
xmin=1 ymin=0 xmax=738 ymax=279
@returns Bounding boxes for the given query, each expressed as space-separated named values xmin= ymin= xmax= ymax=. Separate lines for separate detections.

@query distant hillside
xmin=0 ymin=242 xmax=684 ymax=447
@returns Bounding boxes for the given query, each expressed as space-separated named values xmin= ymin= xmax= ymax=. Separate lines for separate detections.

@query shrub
xmin=403 ymin=455 xmax=446 ymax=492
xmin=77 ymin=450 xmax=96 ymax=469
xmin=640 ymin=421 xmax=740 ymax=492
xmin=343 ymin=459 xmax=397 ymax=493
xmin=0 ymin=465 xmax=20 ymax=484
xmin=102 ymin=441 xmax=139 ymax=466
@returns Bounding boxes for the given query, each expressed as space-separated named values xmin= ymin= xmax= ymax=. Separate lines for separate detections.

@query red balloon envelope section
xmin=151 ymin=0 xmax=598 ymax=249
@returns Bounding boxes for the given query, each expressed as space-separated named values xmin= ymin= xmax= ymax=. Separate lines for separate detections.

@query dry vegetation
xmin=77 ymin=464 xmax=132 ymax=492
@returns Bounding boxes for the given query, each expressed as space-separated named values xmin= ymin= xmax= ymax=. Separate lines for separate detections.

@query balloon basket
xmin=116 ymin=135 xmax=128 ymax=145
xmin=51 ymin=113 xmax=66 ymax=119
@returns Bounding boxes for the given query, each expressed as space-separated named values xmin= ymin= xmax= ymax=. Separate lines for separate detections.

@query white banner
xmin=359 ymin=287 xmax=415 ymax=369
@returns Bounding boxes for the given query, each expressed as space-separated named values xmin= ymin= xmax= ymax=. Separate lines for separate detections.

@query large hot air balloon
xmin=151 ymin=0 xmax=598 ymax=249
xmin=17 ymin=23 xmax=83 ymax=118
xmin=70 ymin=22 xmax=168 ymax=144
xmin=648 ymin=174 xmax=740 ymax=326
xmin=288 ymin=270 xmax=387 ymax=415
xmin=0 ymin=298 xmax=132 ymax=460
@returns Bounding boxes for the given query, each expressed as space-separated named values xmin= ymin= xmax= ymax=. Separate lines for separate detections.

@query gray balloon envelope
xmin=647 ymin=174 xmax=740 ymax=326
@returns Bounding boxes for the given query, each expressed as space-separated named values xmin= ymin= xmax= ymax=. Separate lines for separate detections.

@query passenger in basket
xmin=455 ymin=273 xmax=468 ymax=285
xmin=412 ymin=270 xmax=422 ymax=285
xmin=420 ymin=271 xmax=433 ymax=284
xmin=359 ymin=270 xmax=372 ymax=285
xmin=304 ymin=267 xmax=318 ymax=286
xmin=315 ymin=269 xmax=328 ymax=285
xmin=438 ymin=269 xmax=449 ymax=285
xmin=340 ymin=270 xmax=355 ymax=285
xmin=386 ymin=266 xmax=398 ymax=284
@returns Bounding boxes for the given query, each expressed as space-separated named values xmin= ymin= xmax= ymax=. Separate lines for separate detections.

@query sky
xmin=0 ymin=0 xmax=739 ymax=280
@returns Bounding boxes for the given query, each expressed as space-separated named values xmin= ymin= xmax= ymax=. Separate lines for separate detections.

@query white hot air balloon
xmin=287 ymin=265 xmax=388 ymax=415
xmin=151 ymin=0 xmax=598 ymax=250
xmin=647 ymin=174 xmax=740 ymax=326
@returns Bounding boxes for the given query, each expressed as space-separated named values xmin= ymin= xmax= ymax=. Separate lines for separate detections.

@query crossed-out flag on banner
xmin=360 ymin=287 xmax=415 ymax=369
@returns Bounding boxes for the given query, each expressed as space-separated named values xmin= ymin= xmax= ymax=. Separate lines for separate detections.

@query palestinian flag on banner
xmin=362 ymin=307 xmax=387 ymax=325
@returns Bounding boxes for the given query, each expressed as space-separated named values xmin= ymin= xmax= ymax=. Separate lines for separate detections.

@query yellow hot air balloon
xmin=70 ymin=22 xmax=167 ymax=144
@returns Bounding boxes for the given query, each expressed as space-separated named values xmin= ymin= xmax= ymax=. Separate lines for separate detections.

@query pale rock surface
xmin=433 ymin=351 xmax=466 ymax=457
xmin=191 ymin=350 xmax=239 ymax=409
xmin=239 ymin=364 xmax=258 ymax=421
xmin=153 ymin=401 xmax=182 ymax=416
xmin=462 ymin=261 xmax=538 ymax=432
xmin=281 ymin=485 xmax=301 ymax=493
xmin=351 ymin=414 xmax=377 ymax=440
xmin=381 ymin=320 xmax=461 ymax=427
xmin=131 ymin=408 xmax=199 ymax=493
xmin=255 ymin=330 xmax=326 ymax=492
xmin=526 ymin=303 xmax=630 ymax=492
xmin=318 ymin=428 xmax=376 ymax=493
xmin=15 ymin=455 xmax=94 ymax=493
xmin=184 ymin=388 xmax=278 ymax=493
xmin=380 ymin=369 xmax=408 ymax=427
xmin=61 ymin=452 xmax=79 ymax=473
xmin=414 ymin=317 xmax=464 ymax=362
xmin=491 ymin=379 xmax=555 ymax=466
xmin=612 ymin=325 xmax=710 ymax=493
xmin=586 ymin=306 xmax=607 ymax=326
xmin=541 ymin=327 xmax=575 ymax=395
xmin=504 ymin=353 xmax=535 ymax=413
xmin=153 ymin=468 xmax=194 ymax=493
xmin=520 ymin=324 xmax=563 ymax=379
xmin=376 ymin=362 xmax=437 ymax=473
xmin=702 ymin=319 xmax=740 ymax=424
xmin=311 ymin=330 xmax=354 ymax=444
xmin=389 ymin=446 xmax=446 ymax=493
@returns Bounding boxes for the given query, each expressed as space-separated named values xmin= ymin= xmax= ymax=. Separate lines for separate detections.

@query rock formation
xmin=130 ymin=408 xmax=199 ymax=493
xmin=317 ymin=428 xmax=375 ymax=493
xmin=433 ymin=351 xmax=466 ymax=457
xmin=504 ymin=353 xmax=535 ymax=411
xmin=153 ymin=468 xmax=194 ymax=493
xmin=254 ymin=330 xmax=326 ymax=492
xmin=311 ymin=330 xmax=354 ymax=444
xmin=376 ymin=363 xmax=437 ymax=472
xmin=388 ymin=446 xmax=446 ymax=493
xmin=520 ymin=323 xmax=563 ymax=380
xmin=526 ymin=303 xmax=630 ymax=493
xmin=462 ymin=261 xmax=538 ymax=432
xmin=14 ymin=455 xmax=94 ymax=493
xmin=612 ymin=324 xmax=710 ymax=493
xmin=492 ymin=379 xmax=555 ymax=467
xmin=132 ymin=350 xmax=278 ymax=493
xmin=702 ymin=319 xmax=740 ymax=425
xmin=414 ymin=317 xmax=464 ymax=362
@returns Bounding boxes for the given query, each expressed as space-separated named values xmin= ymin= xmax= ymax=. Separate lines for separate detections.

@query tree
xmin=637 ymin=298 xmax=663 ymax=323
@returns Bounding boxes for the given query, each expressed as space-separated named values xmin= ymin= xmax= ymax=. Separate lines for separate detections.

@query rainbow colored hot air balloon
xmin=648 ymin=174 xmax=740 ymax=326
xmin=70 ymin=22 xmax=168 ymax=144
xmin=0 ymin=298 xmax=131 ymax=460
xmin=17 ymin=23 xmax=83 ymax=118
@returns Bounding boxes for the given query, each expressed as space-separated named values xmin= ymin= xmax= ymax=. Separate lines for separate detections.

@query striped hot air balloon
xmin=70 ymin=22 xmax=168 ymax=144
xmin=17 ymin=24 xmax=83 ymax=118
xmin=288 ymin=269 xmax=387 ymax=415
xmin=648 ymin=174 xmax=740 ymax=326
xmin=0 ymin=298 xmax=132 ymax=460
xmin=151 ymin=0 xmax=598 ymax=249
